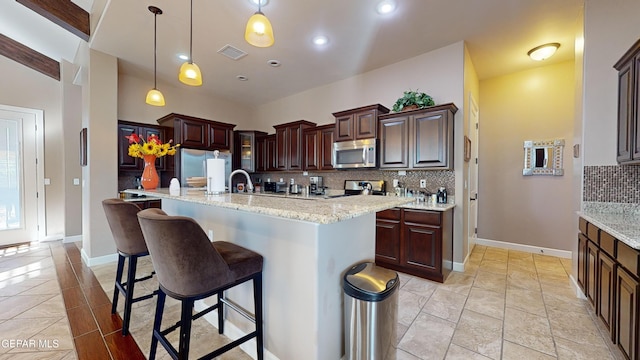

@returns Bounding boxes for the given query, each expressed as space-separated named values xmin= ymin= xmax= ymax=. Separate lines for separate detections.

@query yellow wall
xmin=478 ymin=61 xmax=575 ymax=251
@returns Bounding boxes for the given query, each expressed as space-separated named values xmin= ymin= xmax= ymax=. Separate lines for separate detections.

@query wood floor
xmin=52 ymin=242 xmax=146 ymax=359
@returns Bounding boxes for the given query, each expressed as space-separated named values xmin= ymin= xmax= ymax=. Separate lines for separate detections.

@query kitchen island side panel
xmin=160 ymin=198 xmax=375 ymax=360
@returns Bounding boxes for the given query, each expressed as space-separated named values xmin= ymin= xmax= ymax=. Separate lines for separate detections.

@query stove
xmin=343 ymin=180 xmax=386 ymax=196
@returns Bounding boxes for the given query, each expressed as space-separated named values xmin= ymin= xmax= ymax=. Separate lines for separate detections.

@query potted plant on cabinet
xmin=392 ymin=90 xmax=435 ymax=112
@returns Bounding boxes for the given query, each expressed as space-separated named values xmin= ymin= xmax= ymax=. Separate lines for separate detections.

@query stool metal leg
xmin=149 ymin=289 xmax=166 ymax=360
xmin=121 ymin=255 xmax=138 ymax=336
xmin=179 ymin=299 xmax=194 ymax=360
xmin=254 ymin=274 xmax=264 ymax=360
xmin=217 ymin=291 xmax=224 ymax=334
xmin=112 ymin=254 xmax=125 ymax=314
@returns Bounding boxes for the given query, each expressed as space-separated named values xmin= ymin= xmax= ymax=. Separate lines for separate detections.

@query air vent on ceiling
xmin=217 ymin=45 xmax=248 ymax=60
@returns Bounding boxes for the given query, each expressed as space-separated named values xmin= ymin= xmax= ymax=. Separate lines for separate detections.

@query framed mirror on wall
xmin=523 ymin=139 xmax=564 ymax=176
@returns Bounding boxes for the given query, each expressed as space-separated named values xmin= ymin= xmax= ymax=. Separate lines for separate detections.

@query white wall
xmin=583 ymin=0 xmax=640 ymax=166
xmin=478 ymin=61 xmax=576 ymax=251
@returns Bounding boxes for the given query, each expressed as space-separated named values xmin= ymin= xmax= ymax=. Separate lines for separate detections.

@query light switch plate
xmin=420 ymin=179 xmax=426 ymax=188
xmin=44 ymin=178 xmax=51 ymax=185
xmin=73 ymin=178 xmax=80 ymax=185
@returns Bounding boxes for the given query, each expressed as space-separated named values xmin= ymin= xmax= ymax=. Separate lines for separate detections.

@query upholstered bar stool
xmin=102 ymin=198 xmax=157 ymax=336
xmin=137 ymin=208 xmax=264 ymax=360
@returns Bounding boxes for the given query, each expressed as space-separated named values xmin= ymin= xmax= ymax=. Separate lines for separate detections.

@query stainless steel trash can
xmin=343 ymin=262 xmax=399 ymax=360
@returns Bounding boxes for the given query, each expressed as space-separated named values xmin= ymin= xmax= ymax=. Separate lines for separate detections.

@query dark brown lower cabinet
xmin=587 ymin=240 xmax=599 ymax=309
xmin=598 ymin=251 xmax=616 ymax=341
xmin=133 ymin=199 xmax=161 ymax=210
xmin=578 ymin=233 xmax=587 ymax=292
xmin=616 ymin=266 xmax=638 ymax=360
xmin=376 ymin=207 xmax=453 ymax=283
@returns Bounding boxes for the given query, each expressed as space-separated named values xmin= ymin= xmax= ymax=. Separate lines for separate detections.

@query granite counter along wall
xmin=254 ymin=169 xmax=455 ymax=196
xmin=583 ymin=165 xmax=640 ymax=203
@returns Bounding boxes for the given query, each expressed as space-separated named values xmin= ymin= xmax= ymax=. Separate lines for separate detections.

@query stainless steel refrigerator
xmin=180 ymin=148 xmax=232 ymax=189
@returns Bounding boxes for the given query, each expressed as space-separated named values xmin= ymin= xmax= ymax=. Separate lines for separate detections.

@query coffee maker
xmin=309 ymin=176 xmax=323 ymax=195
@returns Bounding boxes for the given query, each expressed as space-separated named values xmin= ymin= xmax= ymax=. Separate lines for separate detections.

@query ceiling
xmin=0 ymin=0 xmax=583 ymax=106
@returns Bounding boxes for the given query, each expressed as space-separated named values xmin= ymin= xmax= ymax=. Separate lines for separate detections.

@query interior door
xmin=0 ymin=107 xmax=39 ymax=246
xmin=467 ymin=95 xmax=479 ymax=251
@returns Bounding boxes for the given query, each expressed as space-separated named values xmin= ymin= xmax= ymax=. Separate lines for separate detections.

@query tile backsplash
xmin=583 ymin=165 xmax=640 ymax=203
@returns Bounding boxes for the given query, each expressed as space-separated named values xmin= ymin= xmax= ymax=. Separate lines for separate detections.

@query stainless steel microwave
xmin=332 ymin=138 xmax=378 ymax=169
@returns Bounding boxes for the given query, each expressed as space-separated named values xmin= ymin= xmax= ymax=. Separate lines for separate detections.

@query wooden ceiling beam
xmin=16 ymin=0 xmax=90 ymax=41
xmin=0 ymin=33 xmax=60 ymax=80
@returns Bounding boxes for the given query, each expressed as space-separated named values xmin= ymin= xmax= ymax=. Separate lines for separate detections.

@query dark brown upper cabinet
xmin=156 ymin=113 xmax=235 ymax=151
xmin=234 ymin=130 xmax=267 ymax=173
xmin=273 ymin=120 xmax=316 ymax=171
xmin=378 ymin=103 xmax=458 ymax=170
xmin=117 ymin=120 xmax=167 ymax=172
xmin=333 ymin=104 xmax=390 ymax=142
xmin=303 ymin=124 xmax=335 ymax=171
xmin=614 ymin=38 xmax=640 ymax=164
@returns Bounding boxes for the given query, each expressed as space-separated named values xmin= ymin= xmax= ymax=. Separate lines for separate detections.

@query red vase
xmin=141 ymin=155 xmax=159 ymax=190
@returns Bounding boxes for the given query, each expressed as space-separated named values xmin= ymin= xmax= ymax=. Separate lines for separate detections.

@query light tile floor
xmin=0 ymin=241 xmax=627 ymax=360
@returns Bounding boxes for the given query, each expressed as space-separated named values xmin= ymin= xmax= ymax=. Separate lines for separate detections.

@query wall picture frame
xmin=80 ymin=128 xmax=87 ymax=166
xmin=464 ymin=135 xmax=471 ymax=162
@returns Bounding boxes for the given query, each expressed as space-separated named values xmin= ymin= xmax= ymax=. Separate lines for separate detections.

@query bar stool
xmin=136 ymin=208 xmax=264 ymax=360
xmin=102 ymin=198 xmax=157 ymax=336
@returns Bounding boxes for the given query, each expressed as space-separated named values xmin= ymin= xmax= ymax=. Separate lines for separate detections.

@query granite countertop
xmin=579 ymin=202 xmax=640 ymax=249
xmin=124 ymin=188 xmax=419 ymax=224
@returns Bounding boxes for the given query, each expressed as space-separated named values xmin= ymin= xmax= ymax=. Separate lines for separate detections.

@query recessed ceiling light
xmin=376 ymin=0 xmax=396 ymax=14
xmin=236 ymin=75 xmax=249 ymax=81
xmin=267 ymin=59 xmax=281 ymax=67
xmin=178 ymin=54 xmax=189 ymax=60
xmin=313 ymin=35 xmax=329 ymax=46
xmin=527 ymin=43 xmax=561 ymax=61
xmin=249 ymin=0 xmax=268 ymax=6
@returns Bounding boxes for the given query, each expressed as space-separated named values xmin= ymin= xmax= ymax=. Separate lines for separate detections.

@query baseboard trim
xmin=194 ymin=300 xmax=279 ymax=360
xmin=41 ymin=233 xmax=64 ymax=242
xmin=476 ymin=238 xmax=572 ymax=259
xmin=569 ymin=275 xmax=587 ymax=299
xmin=63 ymin=235 xmax=82 ymax=244
xmin=80 ymin=248 xmax=118 ymax=267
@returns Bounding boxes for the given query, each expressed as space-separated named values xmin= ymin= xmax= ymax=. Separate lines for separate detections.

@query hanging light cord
xmin=189 ymin=0 xmax=193 ymax=64
xmin=153 ymin=10 xmax=158 ymax=89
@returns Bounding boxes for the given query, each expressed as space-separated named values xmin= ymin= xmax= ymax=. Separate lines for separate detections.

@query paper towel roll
xmin=206 ymin=158 xmax=226 ymax=193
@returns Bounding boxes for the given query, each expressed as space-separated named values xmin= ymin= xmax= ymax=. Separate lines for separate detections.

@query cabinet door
xmin=379 ymin=116 xmax=409 ymax=168
xmin=118 ymin=124 xmax=141 ymax=170
xmin=617 ymin=59 xmax=634 ymax=163
xmin=303 ymin=129 xmax=319 ymax=171
xmin=578 ymin=233 xmax=587 ymax=292
xmin=320 ymin=126 xmax=335 ymax=170
xmin=413 ymin=110 xmax=451 ymax=168
xmin=598 ymin=251 xmax=616 ymax=341
xmin=587 ymin=240 xmax=599 ymax=310
xmin=616 ymin=267 xmax=638 ymax=360
xmin=403 ymin=222 xmax=441 ymax=274
xmin=335 ymin=114 xmax=354 ymax=142
xmin=633 ymin=55 xmax=640 ymax=161
xmin=255 ymin=136 xmax=266 ymax=172
xmin=275 ymin=127 xmax=288 ymax=170
xmin=209 ymin=124 xmax=231 ymax=150
xmin=354 ymin=109 xmax=377 ymax=140
xmin=265 ymin=135 xmax=278 ymax=171
xmin=235 ymin=132 xmax=258 ymax=172
xmin=376 ymin=218 xmax=401 ymax=265
xmin=288 ymin=126 xmax=304 ymax=170
xmin=141 ymin=127 xmax=165 ymax=170
xmin=180 ymin=118 xmax=208 ymax=149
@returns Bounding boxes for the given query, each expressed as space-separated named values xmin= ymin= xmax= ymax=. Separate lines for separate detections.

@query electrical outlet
xmin=420 ymin=179 xmax=426 ymax=188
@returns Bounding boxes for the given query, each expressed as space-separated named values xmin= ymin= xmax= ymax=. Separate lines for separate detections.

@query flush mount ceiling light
xmin=312 ymin=35 xmax=329 ymax=46
xmin=376 ymin=0 xmax=396 ymax=14
xmin=528 ymin=43 xmax=561 ymax=61
xmin=245 ymin=0 xmax=274 ymax=48
xmin=146 ymin=6 xmax=165 ymax=106
xmin=178 ymin=0 xmax=202 ymax=86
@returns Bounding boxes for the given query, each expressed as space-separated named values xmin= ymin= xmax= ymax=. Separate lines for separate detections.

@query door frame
xmin=467 ymin=94 xmax=479 ymax=252
xmin=0 ymin=104 xmax=45 ymax=242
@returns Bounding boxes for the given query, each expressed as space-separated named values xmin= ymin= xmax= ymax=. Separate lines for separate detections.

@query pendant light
xmin=179 ymin=0 xmax=202 ymax=86
xmin=245 ymin=0 xmax=275 ymax=48
xmin=146 ymin=6 xmax=165 ymax=106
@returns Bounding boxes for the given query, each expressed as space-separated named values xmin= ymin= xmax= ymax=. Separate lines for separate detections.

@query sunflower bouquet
xmin=125 ymin=133 xmax=180 ymax=158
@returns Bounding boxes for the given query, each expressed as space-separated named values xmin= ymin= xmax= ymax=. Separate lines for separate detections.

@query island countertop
xmin=124 ymin=188 xmax=422 ymax=224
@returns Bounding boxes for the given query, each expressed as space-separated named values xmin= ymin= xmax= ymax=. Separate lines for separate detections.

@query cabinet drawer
xmin=377 ymin=208 xmax=401 ymax=221
xmin=600 ymin=231 xmax=616 ymax=258
xmin=617 ymin=241 xmax=640 ymax=278
xmin=403 ymin=209 xmax=441 ymax=226
xmin=579 ymin=217 xmax=588 ymax=235
xmin=587 ymin=223 xmax=600 ymax=244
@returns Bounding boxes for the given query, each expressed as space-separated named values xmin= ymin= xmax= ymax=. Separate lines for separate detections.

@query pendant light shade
xmin=146 ymin=6 xmax=165 ymax=106
xmin=179 ymin=0 xmax=202 ymax=86
xmin=245 ymin=1 xmax=274 ymax=48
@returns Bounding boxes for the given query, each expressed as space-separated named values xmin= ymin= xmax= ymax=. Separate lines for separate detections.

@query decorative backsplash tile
xmin=584 ymin=165 xmax=640 ymax=203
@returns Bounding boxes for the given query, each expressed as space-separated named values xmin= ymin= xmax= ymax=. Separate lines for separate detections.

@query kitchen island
xmin=124 ymin=188 xmax=413 ymax=360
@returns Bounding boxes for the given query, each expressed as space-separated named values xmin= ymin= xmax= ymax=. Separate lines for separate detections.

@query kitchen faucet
xmin=228 ymin=169 xmax=254 ymax=192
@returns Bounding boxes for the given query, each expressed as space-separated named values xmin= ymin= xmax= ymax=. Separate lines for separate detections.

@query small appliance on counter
xmin=344 ymin=180 xmax=386 ymax=195
xmin=436 ymin=187 xmax=448 ymax=204
xmin=309 ymin=176 xmax=324 ymax=195
xmin=263 ymin=181 xmax=288 ymax=193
